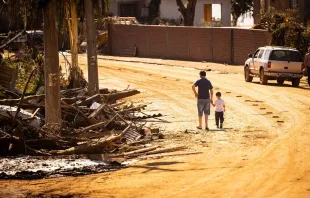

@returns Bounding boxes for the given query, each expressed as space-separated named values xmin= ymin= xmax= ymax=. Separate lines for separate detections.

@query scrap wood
xmin=102 ymin=89 xmax=140 ymax=102
xmin=61 ymin=96 xmax=88 ymax=105
xmin=60 ymin=87 xmax=85 ymax=96
xmin=0 ymin=94 xmax=45 ymax=106
xmin=24 ymin=139 xmax=71 ymax=150
xmin=0 ymin=85 xmax=20 ymax=98
xmin=106 ymin=105 xmax=128 ymax=125
xmin=0 ymin=31 xmax=25 ymax=49
xmin=76 ymin=94 xmax=101 ymax=106
xmin=50 ymin=124 xmax=132 ymax=155
xmin=127 ymin=139 xmax=150 ymax=146
xmin=88 ymin=103 xmax=107 ymax=123
xmin=61 ymin=100 xmax=92 ymax=123
xmin=117 ymin=104 xmax=147 ymax=114
xmin=77 ymin=121 xmax=108 ymax=133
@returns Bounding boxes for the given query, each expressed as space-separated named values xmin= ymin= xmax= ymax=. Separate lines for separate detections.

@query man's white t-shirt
xmin=214 ymin=99 xmax=225 ymax=112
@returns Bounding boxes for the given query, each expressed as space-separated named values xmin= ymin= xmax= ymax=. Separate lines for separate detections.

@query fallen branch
xmin=12 ymin=67 xmax=37 ymax=126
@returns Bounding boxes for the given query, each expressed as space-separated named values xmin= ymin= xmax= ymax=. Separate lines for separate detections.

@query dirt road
xmin=1 ymin=56 xmax=310 ymax=198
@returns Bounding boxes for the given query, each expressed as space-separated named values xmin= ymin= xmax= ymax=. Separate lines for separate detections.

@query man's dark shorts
xmin=197 ymin=99 xmax=210 ymax=116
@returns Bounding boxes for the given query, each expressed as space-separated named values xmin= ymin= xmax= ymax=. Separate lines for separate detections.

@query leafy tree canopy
xmin=231 ymin=0 xmax=253 ymax=26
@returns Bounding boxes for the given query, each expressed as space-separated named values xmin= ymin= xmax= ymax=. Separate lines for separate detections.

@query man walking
xmin=192 ymin=71 xmax=214 ymax=130
xmin=304 ymin=47 xmax=310 ymax=86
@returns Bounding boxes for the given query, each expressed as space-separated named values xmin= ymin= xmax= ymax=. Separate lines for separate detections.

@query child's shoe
xmin=220 ymin=124 xmax=223 ymax=129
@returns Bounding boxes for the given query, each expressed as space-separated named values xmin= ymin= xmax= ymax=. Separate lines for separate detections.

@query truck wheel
xmin=260 ymin=69 xmax=268 ymax=85
xmin=277 ymin=79 xmax=285 ymax=85
xmin=244 ymin=67 xmax=253 ymax=82
xmin=292 ymin=78 xmax=300 ymax=87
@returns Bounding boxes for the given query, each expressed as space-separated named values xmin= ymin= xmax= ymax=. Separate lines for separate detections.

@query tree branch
xmin=176 ymin=0 xmax=186 ymax=16
xmin=188 ymin=0 xmax=197 ymax=13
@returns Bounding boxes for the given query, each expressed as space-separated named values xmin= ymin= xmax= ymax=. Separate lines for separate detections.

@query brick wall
xmin=110 ymin=24 xmax=270 ymax=65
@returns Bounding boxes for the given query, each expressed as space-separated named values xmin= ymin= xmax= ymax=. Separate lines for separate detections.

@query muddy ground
xmin=1 ymin=56 xmax=310 ymax=198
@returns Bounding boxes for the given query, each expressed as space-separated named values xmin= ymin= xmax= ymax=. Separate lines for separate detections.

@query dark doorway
xmin=120 ymin=3 xmax=138 ymax=17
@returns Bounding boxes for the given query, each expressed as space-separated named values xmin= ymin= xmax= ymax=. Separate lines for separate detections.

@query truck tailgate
xmin=270 ymin=61 xmax=302 ymax=73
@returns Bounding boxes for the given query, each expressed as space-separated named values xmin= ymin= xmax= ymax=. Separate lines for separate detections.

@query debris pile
xmin=0 ymin=86 xmax=183 ymax=159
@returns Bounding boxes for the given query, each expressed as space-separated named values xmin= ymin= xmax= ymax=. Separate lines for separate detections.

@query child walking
xmin=212 ymin=92 xmax=225 ymax=128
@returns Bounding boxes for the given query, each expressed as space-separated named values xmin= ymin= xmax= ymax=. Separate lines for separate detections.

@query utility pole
xmin=84 ymin=0 xmax=99 ymax=95
xmin=43 ymin=0 xmax=61 ymax=130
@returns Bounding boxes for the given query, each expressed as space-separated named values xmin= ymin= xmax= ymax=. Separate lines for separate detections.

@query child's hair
xmin=216 ymin=92 xmax=221 ymax=97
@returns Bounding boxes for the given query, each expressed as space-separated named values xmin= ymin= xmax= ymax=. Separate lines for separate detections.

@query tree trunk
xmin=184 ymin=10 xmax=195 ymax=26
xmin=66 ymin=0 xmax=82 ymax=88
xmin=43 ymin=0 xmax=61 ymax=130
xmin=69 ymin=0 xmax=78 ymax=69
xmin=84 ymin=0 xmax=99 ymax=95
xmin=176 ymin=0 xmax=197 ymax=26
xmin=232 ymin=15 xmax=238 ymax=26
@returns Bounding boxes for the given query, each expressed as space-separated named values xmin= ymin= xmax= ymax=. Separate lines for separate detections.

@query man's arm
xmin=210 ymin=89 xmax=214 ymax=103
xmin=192 ymin=85 xmax=198 ymax=98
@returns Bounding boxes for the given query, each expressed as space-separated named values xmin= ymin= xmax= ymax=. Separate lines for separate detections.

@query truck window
xmin=254 ymin=49 xmax=260 ymax=58
xmin=286 ymin=51 xmax=302 ymax=62
xmin=258 ymin=49 xmax=265 ymax=59
xmin=270 ymin=50 xmax=302 ymax=62
xmin=263 ymin=49 xmax=271 ymax=60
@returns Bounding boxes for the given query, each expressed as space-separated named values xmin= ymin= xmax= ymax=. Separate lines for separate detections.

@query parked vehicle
xmin=244 ymin=46 xmax=304 ymax=87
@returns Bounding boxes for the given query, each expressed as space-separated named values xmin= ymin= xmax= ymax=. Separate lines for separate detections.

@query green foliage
xmin=261 ymin=8 xmax=309 ymax=56
xmin=231 ymin=0 xmax=253 ymax=26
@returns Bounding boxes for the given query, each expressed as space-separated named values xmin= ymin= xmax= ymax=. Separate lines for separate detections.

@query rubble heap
xmin=0 ymin=86 xmax=183 ymax=159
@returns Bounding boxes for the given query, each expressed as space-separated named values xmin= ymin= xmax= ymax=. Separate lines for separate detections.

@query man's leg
xmin=204 ymin=99 xmax=210 ymax=129
xmin=198 ymin=116 xmax=203 ymax=128
xmin=197 ymin=99 xmax=203 ymax=128
xmin=205 ymin=115 xmax=209 ymax=129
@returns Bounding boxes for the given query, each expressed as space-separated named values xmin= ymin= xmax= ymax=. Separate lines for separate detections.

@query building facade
xmin=253 ymin=0 xmax=310 ymax=25
xmin=110 ymin=0 xmax=150 ymax=19
xmin=110 ymin=0 xmax=232 ymax=27
xmin=159 ymin=0 xmax=231 ymax=26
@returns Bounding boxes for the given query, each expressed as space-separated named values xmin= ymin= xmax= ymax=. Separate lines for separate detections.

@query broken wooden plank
xmin=117 ymin=105 xmax=147 ymax=113
xmin=61 ymin=96 xmax=88 ymax=105
xmin=102 ymin=89 xmax=140 ymax=102
xmin=0 ymin=95 xmax=45 ymax=106
xmin=51 ymin=124 xmax=131 ymax=155
xmin=76 ymin=94 xmax=101 ymax=106
xmin=88 ymin=103 xmax=106 ymax=120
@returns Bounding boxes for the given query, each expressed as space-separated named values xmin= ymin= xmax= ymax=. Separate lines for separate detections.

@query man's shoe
xmin=205 ymin=127 xmax=209 ymax=131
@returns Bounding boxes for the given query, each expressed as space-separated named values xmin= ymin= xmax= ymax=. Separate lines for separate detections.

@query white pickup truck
xmin=244 ymin=46 xmax=304 ymax=87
